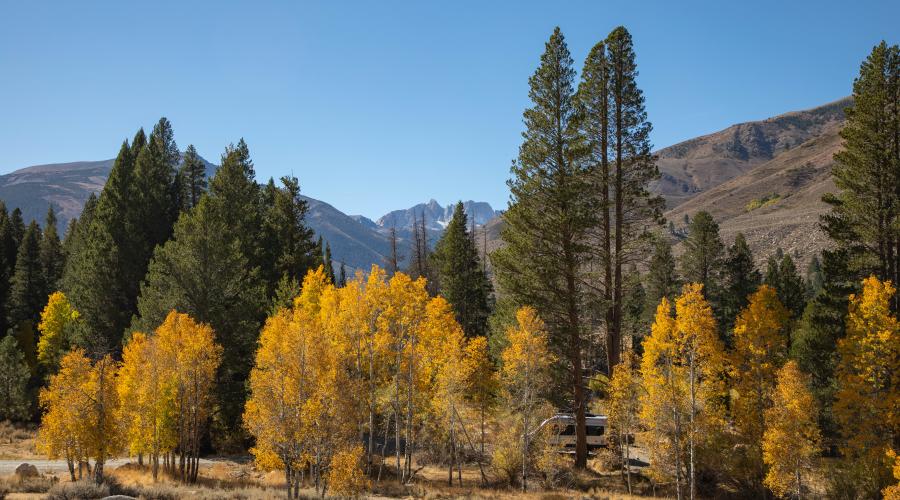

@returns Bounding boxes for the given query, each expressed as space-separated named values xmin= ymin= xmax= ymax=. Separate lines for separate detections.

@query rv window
xmin=561 ymin=425 xmax=575 ymax=436
xmin=587 ymin=425 xmax=605 ymax=436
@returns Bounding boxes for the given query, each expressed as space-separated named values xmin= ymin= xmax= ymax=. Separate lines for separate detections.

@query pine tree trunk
xmin=565 ymin=244 xmax=588 ymax=469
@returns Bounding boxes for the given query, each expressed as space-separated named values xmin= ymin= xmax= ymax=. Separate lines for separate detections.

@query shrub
xmin=46 ymin=480 xmax=110 ymax=500
xmin=327 ymin=445 xmax=369 ymax=498
xmin=746 ymin=193 xmax=781 ymax=212
xmin=491 ymin=419 xmax=524 ymax=486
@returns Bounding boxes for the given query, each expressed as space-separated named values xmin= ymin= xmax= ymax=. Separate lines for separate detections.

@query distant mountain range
xmin=1 ymin=96 xmax=850 ymax=274
xmin=0 ymin=157 xmax=498 ymax=272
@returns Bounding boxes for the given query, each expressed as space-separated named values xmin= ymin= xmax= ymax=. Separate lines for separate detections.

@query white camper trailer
xmin=539 ymin=413 xmax=608 ymax=450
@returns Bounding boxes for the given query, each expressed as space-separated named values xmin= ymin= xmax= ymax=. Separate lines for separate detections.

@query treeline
xmin=0 ymin=116 xmax=498 ymax=490
xmin=489 ymin=26 xmax=900 ymax=499
xmin=0 ymin=119 xmax=335 ymax=447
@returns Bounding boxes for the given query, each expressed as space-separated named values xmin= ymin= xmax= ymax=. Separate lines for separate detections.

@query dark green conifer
xmin=791 ymin=248 xmax=855 ymax=439
xmin=0 ymin=335 xmax=30 ymax=420
xmin=644 ymin=236 xmax=680 ymax=319
xmin=680 ymin=211 xmax=724 ymax=297
xmin=432 ymin=202 xmax=493 ymax=338
xmin=822 ymin=41 xmax=900 ymax=287
xmin=40 ymin=206 xmax=65 ymax=293
xmin=764 ymin=253 xmax=807 ymax=318
xmin=491 ymin=27 xmax=593 ymax=468
xmin=338 ymin=262 xmax=347 ymax=288
xmin=7 ymin=221 xmax=47 ymax=331
xmin=61 ymin=220 xmax=124 ymax=357
xmin=180 ymin=144 xmax=207 ymax=210
xmin=720 ymin=233 xmax=761 ymax=335
xmin=806 ymin=255 xmax=825 ymax=298
xmin=265 ymin=176 xmax=317 ymax=285
xmin=0 ymin=205 xmax=13 ymax=337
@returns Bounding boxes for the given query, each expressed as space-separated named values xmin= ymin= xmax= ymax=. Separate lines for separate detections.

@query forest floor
xmin=0 ymin=422 xmax=668 ymax=498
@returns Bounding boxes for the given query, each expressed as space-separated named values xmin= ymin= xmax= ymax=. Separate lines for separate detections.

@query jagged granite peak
xmin=376 ymin=199 xmax=498 ymax=232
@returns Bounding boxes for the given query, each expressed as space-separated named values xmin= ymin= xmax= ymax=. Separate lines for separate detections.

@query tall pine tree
xmin=763 ymin=253 xmax=806 ymax=319
xmin=822 ymin=41 xmax=900 ymax=290
xmin=577 ymin=27 xmax=663 ymax=373
xmin=0 ymin=204 xmax=13 ymax=337
xmin=135 ymin=194 xmax=266 ymax=450
xmin=492 ymin=27 xmax=594 ymax=468
xmin=605 ymin=26 xmax=664 ymax=370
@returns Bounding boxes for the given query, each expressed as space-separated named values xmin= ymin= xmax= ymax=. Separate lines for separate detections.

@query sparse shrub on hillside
xmin=745 ymin=193 xmax=781 ymax=212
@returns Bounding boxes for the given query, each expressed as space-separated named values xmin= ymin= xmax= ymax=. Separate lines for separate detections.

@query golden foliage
xmin=884 ymin=449 xmax=900 ymax=500
xmin=327 ymin=444 xmax=370 ymax=497
xmin=36 ymin=291 xmax=80 ymax=370
xmin=834 ymin=276 xmax=900 ymax=483
xmin=116 ymin=311 xmax=221 ymax=482
xmin=37 ymin=349 xmax=120 ymax=482
xmin=730 ymin=285 xmax=789 ymax=486
xmin=640 ymin=284 xmax=727 ymax=494
xmin=762 ymin=361 xmax=820 ymax=498
xmin=245 ymin=265 xmax=474 ymax=495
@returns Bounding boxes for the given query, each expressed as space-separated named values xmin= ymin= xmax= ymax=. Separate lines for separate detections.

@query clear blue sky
xmin=1 ymin=1 xmax=898 ymax=218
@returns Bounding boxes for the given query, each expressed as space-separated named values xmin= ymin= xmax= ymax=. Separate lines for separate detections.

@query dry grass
xmin=0 ymin=421 xmax=36 ymax=460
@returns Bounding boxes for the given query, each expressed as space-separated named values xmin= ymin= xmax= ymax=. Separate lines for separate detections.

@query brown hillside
xmin=654 ymin=97 xmax=849 ymax=208
xmin=484 ymin=97 xmax=852 ymax=271
xmin=666 ymin=121 xmax=843 ymax=268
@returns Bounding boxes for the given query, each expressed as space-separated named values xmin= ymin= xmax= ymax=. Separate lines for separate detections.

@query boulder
xmin=14 ymin=462 xmax=39 ymax=480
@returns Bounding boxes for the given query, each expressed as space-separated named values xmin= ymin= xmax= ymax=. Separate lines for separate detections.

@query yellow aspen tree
xmin=244 ymin=309 xmax=306 ymax=499
xmin=500 ymin=306 xmax=555 ymax=492
xmin=730 ymin=285 xmax=789 ymax=489
xmin=117 ymin=331 xmax=176 ymax=479
xmin=425 ymin=296 xmax=468 ymax=486
xmin=321 ymin=274 xmax=372 ymax=456
xmin=246 ymin=267 xmax=353 ymax=498
xmin=82 ymin=353 xmax=121 ymax=483
xmin=376 ymin=271 xmax=430 ymax=483
xmin=37 ymin=349 xmax=92 ymax=481
xmin=834 ymin=276 xmax=900 ymax=489
xmin=36 ymin=291 xmax=80 ymax=371
xmin=348 ymin=265 xmax=393 ymax=472
xmin=38 ymin=349 xmax=122 ymax=483
xmin=462 ymin=335 xmax=497 ymax=485
xmin=608 ymin=351 xmax=641 ymax=494
xmin=674 ymin=283 xmax=726 ymax=500
xmin=155 ymin=310 xmax=222 ymax=483
xmin=640 ymin=297 xmax=688 ymax=497
xmin=762 ymin=360 xmax=820 ymax=499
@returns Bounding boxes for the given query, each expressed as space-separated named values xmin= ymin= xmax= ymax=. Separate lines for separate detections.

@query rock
xmin=14 ymin=463 xmax=39 ymax=480
xmin=102 ymin=496 xmax=138 ymax=500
